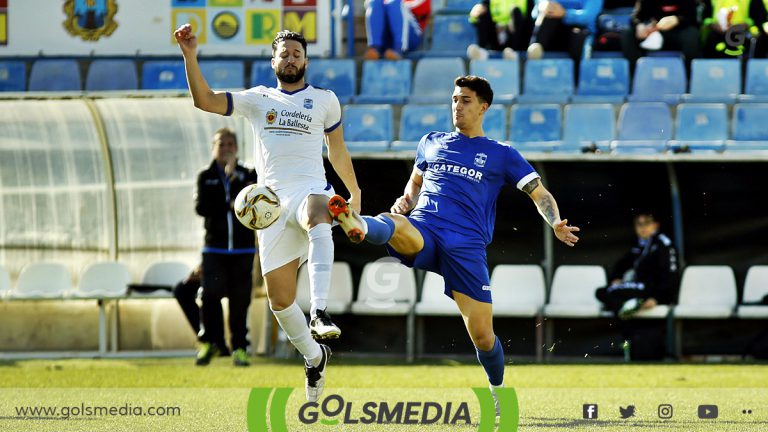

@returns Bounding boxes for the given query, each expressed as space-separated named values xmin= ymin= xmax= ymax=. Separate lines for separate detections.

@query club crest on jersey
xmin=266 ymin=109 xmax=277 ymax=125
xmin=304 ymin=98 xmax=313 ymax=109
xmin=474 ymin=153 xmax=487 ymax=168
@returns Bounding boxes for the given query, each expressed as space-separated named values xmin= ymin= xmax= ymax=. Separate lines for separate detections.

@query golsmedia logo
xmin=247 ymin=387 xmax=519 ymax=431
xmin=298 ymin=394 xmax=471 ymax=425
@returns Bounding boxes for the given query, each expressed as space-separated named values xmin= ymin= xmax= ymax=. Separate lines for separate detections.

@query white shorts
xmin=256 ymin=182 xmax=336 ymax=275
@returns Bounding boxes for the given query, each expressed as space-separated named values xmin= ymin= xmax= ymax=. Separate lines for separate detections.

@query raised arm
xmin=173 ymin=24 xmax=229 ymax=115
xmin=391 ymin=167 xmax=423 ymax=214
xmin=325 ymin=126 xmax=362 ymax=213
xmin=523 ymin=177 xmax=580 ymax=246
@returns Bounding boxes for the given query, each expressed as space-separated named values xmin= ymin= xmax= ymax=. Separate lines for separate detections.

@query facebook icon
xmin=583 ymin=404 xmax=599 ymax=419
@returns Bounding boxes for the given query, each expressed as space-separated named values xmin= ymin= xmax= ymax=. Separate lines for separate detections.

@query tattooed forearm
xmin=535 ymin=192 xmax=560 ymax=227
xmin=522 ymin=178 xmax=540 ymax=195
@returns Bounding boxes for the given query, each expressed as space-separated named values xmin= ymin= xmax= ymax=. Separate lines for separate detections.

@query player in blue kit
xmin=328 ymin=75 xmax=580 ymax=415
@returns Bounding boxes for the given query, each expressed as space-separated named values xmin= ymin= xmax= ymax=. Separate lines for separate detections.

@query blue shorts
xmin=385 ymin=218 xmax=492 ymax=303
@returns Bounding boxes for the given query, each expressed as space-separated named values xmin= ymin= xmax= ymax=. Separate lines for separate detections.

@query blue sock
xmin=476 ymin=337 xmax=504 ymax=386
xmin=362 ymin=215 xmax=395 ymax=245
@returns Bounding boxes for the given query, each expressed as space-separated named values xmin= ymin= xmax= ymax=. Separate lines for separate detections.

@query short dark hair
xmin=454 ymin=75 xmax=493 ymax=105
xmin=272 ymin=30 xmax=308 ymax=56
xmin=213 ymin=127 xmax=237 ymax=146
xmin=633 ymin=212 xmax=657 ymax=224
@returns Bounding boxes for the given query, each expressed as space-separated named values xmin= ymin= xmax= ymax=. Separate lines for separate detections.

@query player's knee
xmin=472 ymin=329 xmax=496 ymax=351
xmin=268 ymin=297 xmax=293 ymax=311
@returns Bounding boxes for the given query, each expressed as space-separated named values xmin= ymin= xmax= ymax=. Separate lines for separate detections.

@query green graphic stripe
xmin=496 ymin=388 xmax=519 ymax=432
xmin=269 ymin=387 xmax=294 ymax=432
xmin=472 ymin=387 xmax=497 ymax=432
xmin=247 ymin=388 xmax=272 ymax=432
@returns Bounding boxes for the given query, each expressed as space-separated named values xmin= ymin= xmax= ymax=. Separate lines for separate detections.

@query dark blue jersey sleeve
xmin=505 ymin=145 xmax=540 ymax=190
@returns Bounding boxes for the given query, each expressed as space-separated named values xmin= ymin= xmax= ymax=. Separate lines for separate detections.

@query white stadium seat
xmin=674 ymin=265 xmax=737 ymax=319
xmin=9 ymin=262 xmax=72 ymax=299
xmin=544 ymin=265 xmax=607 ymax=318
xmin=490 ymin=264 xmax=547 ymax=361
xmin=0 ymin=265 xmax=10 ymax=300
xmin=351 ymin=261 xmax=416 ymax=315
xmin=414 ymin=272 xmax=459 ymax=316
xmin=74 ymin=261 xmax=133 ymax=354
xmin=737 ymin=265 xmax=768 ymax=319
xmin=351 ymin=260 xmax=417 ymax=361
xmin=673 ymin=265 xmax=737 ymax=358
xmin=296 ymin=262 xmax=354 ymax=314
xmin=73 ymin=261 xmax=131 ymax=299
xmin=491 ymin=265 xmax=546 ymax=317
xmin=134 ymin=261 xmax=191 ymax=298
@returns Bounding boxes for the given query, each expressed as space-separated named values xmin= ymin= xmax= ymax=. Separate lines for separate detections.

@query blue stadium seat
xmin=683 ymin=59 xmax=740 ymax=103
xmin=428 ymin=15 xmax=476 ymax=57
xmin=668 ymin=103 xmax=727 ymax=153
xmin=394 ymin=104 xmax=452 ymax=145
xmin=740 ymin=59 xmax=768 ymax=102
xmin=355 ymin=60 xmax=412 ymax=104
xmin=518 ymin=59 xmax=574 ymax=104
xmin=29 ymin=59 xmax=81 ymax=91
xmin=629 ymin=57 xmax=686 ymax=104
xmin=483 ymin=105 xmax=508 ymax=141
xmin=408 ymin=58 xmax=466 ymax=104
xmin=509 ymin=104 xmax=562 ymax=144
xmin=611 ymin=102 xmax=672 ymax=153
xmin=0 ymin=60 xmax=26 ymax=91
xmin=731 ymin=103 xmax=768 ymax=141
xmin=199 ymin=60 xmax=244 ymax=89
xmin=343 ymin=105 xmax=393 ymax=143
xmin=85 ymin=59 xmax=138 ymax=91
xmin=250 ymin=61 xmax=274 ymax=88
xmin=727 ymin=103 xmax=768 ymax=151
xmin=306 ymin=59 xmax=356 ymax=103
xmin=439 ymin=0 xmax=476 ymax=14
xmin=141 ymin=61 xmax=187 ymax=90
xmin=563 ymin=104 xmax=615 ymax=151
xmin=470 ymin=59 xmax=520 ymax=104
xmin=573 ymin=58 xmax=629 ymax=104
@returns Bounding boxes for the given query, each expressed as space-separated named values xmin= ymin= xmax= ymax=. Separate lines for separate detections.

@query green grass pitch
xmin=0 ymin=357 xmax=766 ymax=431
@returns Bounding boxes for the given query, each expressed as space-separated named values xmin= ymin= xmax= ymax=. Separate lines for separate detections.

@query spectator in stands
xmin=173 ymin=264 xmax=231 ymax=357
xmin=701 ymin=0 xmax=768 ymax=58
xmin=621 ymin=0 xmax=700 ymax=67
xmin=596 ymin=212 xmax=679 ymax=319
xmin=526 ymin=0 xmax=603 ymax=61
xmin=364 ymin=0 xmax=431 ymax=60
xmin=467 ymin=0 xmax=534 ymax=60
xmin=194 ymin=128 xmax=258 ymax=367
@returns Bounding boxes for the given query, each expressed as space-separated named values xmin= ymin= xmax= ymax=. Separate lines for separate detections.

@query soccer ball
xmin=234 ymin=184 xmax=281 ymax=230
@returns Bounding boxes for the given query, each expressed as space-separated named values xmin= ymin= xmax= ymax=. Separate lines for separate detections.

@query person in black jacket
xmin=194 ymin=127 xmax=258 ymax=367
xmin=596 ymin=212 xmax=679 ymax=319
xmin=621 ymin=0 xmax=701 ymax=68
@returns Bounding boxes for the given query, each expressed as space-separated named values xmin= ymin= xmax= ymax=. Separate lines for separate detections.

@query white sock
xmin=308 ymin=223 xmax=333 ymax=318
xmin=271 ymin=302 xmax=322 ymax=366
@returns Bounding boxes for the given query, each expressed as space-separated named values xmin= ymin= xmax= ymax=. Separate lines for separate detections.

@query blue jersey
xmin=410 ymin=131 xmax=540 ymax=245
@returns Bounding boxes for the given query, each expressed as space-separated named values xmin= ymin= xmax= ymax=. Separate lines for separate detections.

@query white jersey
xmin=226 ymin=84 xmax=341 ymax=191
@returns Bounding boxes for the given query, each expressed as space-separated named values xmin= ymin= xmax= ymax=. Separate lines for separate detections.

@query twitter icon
xmin=619 ymin=405 xmax=636 ymax=419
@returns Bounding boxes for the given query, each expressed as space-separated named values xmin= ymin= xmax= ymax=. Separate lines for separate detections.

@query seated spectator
xmin=595 ymin=212 xmax=679 ymax=319
xmin=365 ymin=0 xmax=431 ymax=60
xmin=621 ymin=0 xmax=701 ymax=67
xmin=526 ymin=0 xmax=603 ymax=61
xmin=701 ymin=0 xmax=768 ymax=58
xmin=467 ymin=0 xmax=535 ymax=60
